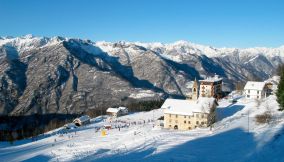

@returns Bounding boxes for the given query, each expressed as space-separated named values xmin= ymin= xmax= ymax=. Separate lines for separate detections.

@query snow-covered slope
xmin=0 ymin=35 xmax=66 ymax=53
xmin=1 ymin=95 xmax=284 ymax=162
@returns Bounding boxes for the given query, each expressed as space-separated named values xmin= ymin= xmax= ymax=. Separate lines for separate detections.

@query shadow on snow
xmin=80 ymin=128 xmax=257 ymax=162
xmin=217 ymin=104 xmax=245 ymax=121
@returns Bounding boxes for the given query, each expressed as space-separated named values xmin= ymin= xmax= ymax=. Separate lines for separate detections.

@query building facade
xmin=164 ymin=112 xmax=209 ymax=130
xmin=244 ymin=81 xmax=266 ymax=99
xmin=106 ymin=107 xmax=128 ymax=117
xmin=199 ymin=75 xmax=222 ymax=98
xmin=162 ymin=98 xmax=217 ymax=131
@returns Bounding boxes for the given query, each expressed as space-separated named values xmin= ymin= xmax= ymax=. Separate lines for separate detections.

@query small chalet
xmin=106 ymin=107 xmax=128 ymax=117
xmin=265 ymin=76 xmax=280 ymax=95
xmin=73 ymin=115 xmax=91 ymax=126
xmin=244 ymin=81 xmax=267 ymax=99
xmin=162 ymin=97 xmax=218 ymax=130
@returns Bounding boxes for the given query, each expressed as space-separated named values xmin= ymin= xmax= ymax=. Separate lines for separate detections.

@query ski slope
xmin=0 ymin=95 xmax=284 ymax=162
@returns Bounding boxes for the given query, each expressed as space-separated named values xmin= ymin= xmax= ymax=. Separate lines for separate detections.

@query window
xmin=169 ymin=119 xmax=172 ymax=123
xmin=184 ymin=115 xmax=186 ymax=118
xmin=257 ymin=91 xmax=259 ymax=94
xmin=201 ymin=115 xmax=204 ymax=118
xmin=196 ymin=114 xmax=199 ymax=118
xmin=188 ymin=121 xmax=191 ymax=124
xmin=248 ymin=90 xmax=250 ymax=93
xmin=176 ymin=115 xmax=178 ymax=118
xmin=257 ymin=96 xmax=259 ymax=99
xmin=169 ymin=125 xmax=171 ymax=128
xmin=188 ymin=127 xmax=191 ymax=130
xmin=196 ymin=121 xmax=199 ymax=124
xmin=184 ymin=121 xmax=186 ymax=124
xmin=247 ymin=95 xmax=250 ymax=98
xmin=169 ymin=114 xmax=171 ymax=118
xmin=188 ymin=116 xmax=191 ymax=119
xmin=201 ymin=122 xmax=204 ymax=125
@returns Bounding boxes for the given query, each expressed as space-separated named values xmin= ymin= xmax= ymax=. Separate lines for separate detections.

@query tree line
xmin=0 ymin=100 xmax=164 ymax=142
xmin=277 ymin=64 xmax=284 ymax=111
xmin=0 ymin=114 xmax=77 ymax=142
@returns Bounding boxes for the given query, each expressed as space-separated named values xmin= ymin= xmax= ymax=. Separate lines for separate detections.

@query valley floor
xmin=1 ymin=95 xmax=284 ymax=162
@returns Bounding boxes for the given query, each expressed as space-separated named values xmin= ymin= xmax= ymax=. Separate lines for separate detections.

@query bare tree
xmin=207 ymin=104 xmax=217 ymax=130
xmin=235 ymin=82 xmax=245 ymax=93
xmin=255 ymin=99 xmax=261 ymax=108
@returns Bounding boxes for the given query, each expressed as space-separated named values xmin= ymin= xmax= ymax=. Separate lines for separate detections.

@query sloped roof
xmin=267 ymin=76 xmax=280 ymax=84
xmin=74 ymin=115 xmax=90 ymax=123
xmin=79 ymin=115 xmax=90 ymax=121
xmin=118 ymin=107 xmax=127 ymax=110
xmin=162 ymin=97 xmax=216 ymax=115
xmin=265 ymin=80 xmax=278 ymax=86
xmin=106 ymin=108 xmax=121 ymax=113
xmin=199 ymin=75 xmax=222 ymax=83
xmin=107 ymin=107 xmax=128 ymax=113
xmin=244 ymin=81 xmax=266 ymax=91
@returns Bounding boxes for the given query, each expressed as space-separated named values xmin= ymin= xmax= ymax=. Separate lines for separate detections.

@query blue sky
xmin=0 ymin=0 xmax=283 ymax=48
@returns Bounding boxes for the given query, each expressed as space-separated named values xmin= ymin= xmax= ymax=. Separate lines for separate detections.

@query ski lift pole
xmin=248 ymin=110 xmax=249 ymax=133
xmin=153 ymin=109 xmax=154 ymax=121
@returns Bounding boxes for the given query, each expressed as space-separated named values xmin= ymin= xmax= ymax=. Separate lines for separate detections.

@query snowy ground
xmin=1 ymin=95 xmax=284 ymax=162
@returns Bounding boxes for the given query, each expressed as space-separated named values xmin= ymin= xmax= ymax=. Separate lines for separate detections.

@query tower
xmin=191 ymin=78 xmax=199 ymax=100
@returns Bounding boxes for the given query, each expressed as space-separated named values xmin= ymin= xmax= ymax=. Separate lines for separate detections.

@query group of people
xmin=100 ymin=118 xmax=155 ymax=133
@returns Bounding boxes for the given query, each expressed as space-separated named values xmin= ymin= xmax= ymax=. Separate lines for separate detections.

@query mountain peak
xmin=21 ymin=34 xmax=35 ymax=39
xmin=172 ymin=40 xmax=192 ymax=46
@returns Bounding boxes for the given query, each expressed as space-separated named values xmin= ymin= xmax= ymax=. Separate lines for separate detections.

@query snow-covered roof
xmin=200 ymin=75 xmax=222 ymax=82
xmin=244 ymin=81 xmax=266 ymax=91
xmin=75 ymin=115 xmax=90 ymax=122
xmin=265 ymin=76 xmax=280 ymax=85
xmin=106 ymin=108 xmax=120 ymax=113
xmin=107 ymin=107 xmax=128 ymax=113
xmin=64 ymin=123 xmax=77 ymax=128
xmin=265 ymin=80 xmax=278 ymax=85
xmin=162 ymin=97 xmax=216 ymax=116
xmin=118 ymin=107 xmax=127 ymax=110
xmin=80 ymin=115 xmax=90 ymax=121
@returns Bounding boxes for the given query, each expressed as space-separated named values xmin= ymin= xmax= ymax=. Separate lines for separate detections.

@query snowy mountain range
xmin=0 ymin=35 xmax=283 ymax=115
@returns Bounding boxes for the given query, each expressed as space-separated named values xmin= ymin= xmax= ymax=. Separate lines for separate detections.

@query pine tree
xmin=8 ymin=131 xmax=14 ymax=145
xmin=276 ymin=65 xmax=284 ymax=111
